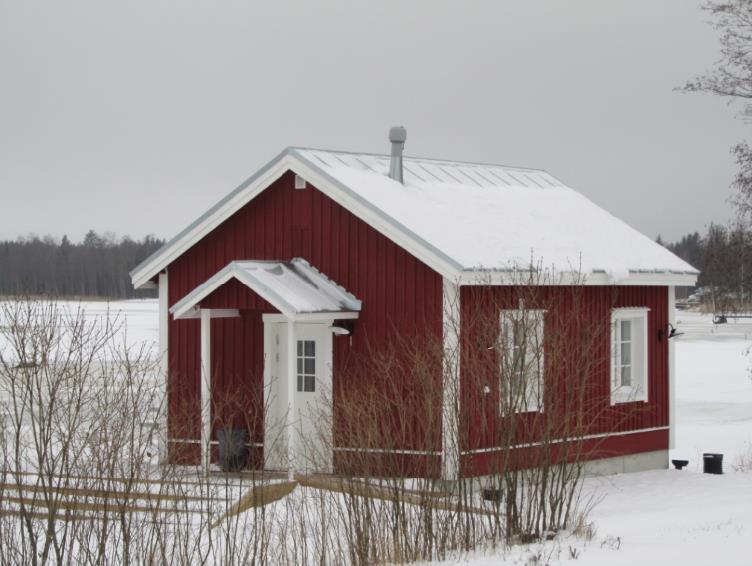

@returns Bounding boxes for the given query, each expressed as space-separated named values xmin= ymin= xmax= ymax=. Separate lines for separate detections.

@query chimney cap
xmin=389 ymin=126 xmax=407 ymax=143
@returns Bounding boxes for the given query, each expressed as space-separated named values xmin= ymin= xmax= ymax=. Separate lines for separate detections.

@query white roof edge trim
xmin=288 ymin=150 xmax=463 ymax=278
xmin=170 ymin=264 xmax=239 ymax=319
xmin=457 ymin=270 xmax=698 ymax=287
xmin=285 ymin=258 xmax=363 ymax=309
xmin=170 ymin=260 xmax=363 ymax=320
xmin=170 ymin=263 xmax=300 ymax=319
xmin=131 ymin=148 xmax=294 ymax=289
xmin=131 ymin=148 xmax=464 ymax=289
xmin=131 ymin=147 xmax=698 ymax=290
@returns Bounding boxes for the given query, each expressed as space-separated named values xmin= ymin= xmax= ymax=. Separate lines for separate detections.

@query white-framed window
xmin=294 ymin=174 xmax=307 ymax=189
xmin=499 ymin=308 xmax=545 ymax=413
xmin=297 ymin=339 xmax=316 ymax=392
xmin=610 ymin=308 xmax=649 ymax=404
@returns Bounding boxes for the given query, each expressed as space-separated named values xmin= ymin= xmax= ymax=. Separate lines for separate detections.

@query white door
xmin=264 ymin=321 xmax=333 ymax=473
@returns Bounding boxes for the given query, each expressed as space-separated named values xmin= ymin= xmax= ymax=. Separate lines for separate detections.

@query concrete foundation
xmin=462 ymin=449 xmax=669 ymax=494
xmin=582 ymin=449 xmax=668 ymax=477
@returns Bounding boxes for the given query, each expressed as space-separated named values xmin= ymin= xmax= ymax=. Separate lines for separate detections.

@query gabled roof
xmin=131 ymin=146 xmax=698 ymax=289
xmin=170 ymin=258 xmax=362 ymax=320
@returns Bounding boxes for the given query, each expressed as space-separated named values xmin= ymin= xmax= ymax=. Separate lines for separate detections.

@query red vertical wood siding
xmin=163 ymin=168 xmax=670 ymax=475
xmin=166 ymin=171 xmax=444 ymax=464
xmin=458 ymin=285 xmax=669 ymax=475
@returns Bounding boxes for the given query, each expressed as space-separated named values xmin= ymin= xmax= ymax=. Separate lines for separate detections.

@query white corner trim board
xmin=668 ymin=286 xmax=676 ymax=449
xmin=200 ymin=309 xmax=212 ymax=470
xmin=442 ymin=278 xmax=460 ymax=481
xmin=158 ymin=271 xmax=169 ymax=464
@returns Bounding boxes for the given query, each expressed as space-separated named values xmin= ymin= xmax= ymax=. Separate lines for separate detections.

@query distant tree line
xmin=0 ymin=231 xmax=163 ymax=299
xmin=661 ymin=222 xmax=752 ymax=304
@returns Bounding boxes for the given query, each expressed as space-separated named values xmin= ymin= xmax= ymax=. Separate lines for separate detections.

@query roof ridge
xmin=288 ymin=146 xmax=550 ymax=174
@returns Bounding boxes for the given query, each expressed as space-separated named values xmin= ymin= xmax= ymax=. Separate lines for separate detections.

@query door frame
xmin=262 ymin=314 xmax=336 ymax=474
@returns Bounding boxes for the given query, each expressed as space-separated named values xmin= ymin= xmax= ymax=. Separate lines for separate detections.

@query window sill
xmin=611 ymin=388 xmax=648 ymax=405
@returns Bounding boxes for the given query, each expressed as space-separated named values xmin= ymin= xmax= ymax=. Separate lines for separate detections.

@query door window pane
xmin=304 ymin=358 xmax=315 ymax=374
xmin=296 ymin=340 xmax=316 ymax=393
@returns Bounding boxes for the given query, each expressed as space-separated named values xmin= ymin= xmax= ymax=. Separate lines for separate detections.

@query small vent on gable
xmin=294 ymin=174 xmax=307 ymax=190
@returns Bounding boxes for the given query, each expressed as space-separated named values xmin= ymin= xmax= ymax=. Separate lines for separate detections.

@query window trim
xmin=610 ymin=307 xmax=649 ymax=405
xmin=499 ymin=308 xmax=546 ymax=414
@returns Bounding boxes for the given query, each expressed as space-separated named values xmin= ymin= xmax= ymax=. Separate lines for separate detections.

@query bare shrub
xmin=0 ymin=285 xmax=618 ymax=565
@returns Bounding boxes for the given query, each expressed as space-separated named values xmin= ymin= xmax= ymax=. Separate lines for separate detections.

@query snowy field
xmin=10 ymin=300 xmax=749 ymax=565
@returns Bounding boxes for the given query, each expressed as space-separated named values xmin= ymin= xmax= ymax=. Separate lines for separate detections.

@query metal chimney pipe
xmin=388 ymin=126 xmax=407 ymax=183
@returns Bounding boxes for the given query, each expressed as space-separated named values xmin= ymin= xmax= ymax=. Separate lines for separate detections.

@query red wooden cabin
xmin=130 ymin=128 xmax=697 ymax=480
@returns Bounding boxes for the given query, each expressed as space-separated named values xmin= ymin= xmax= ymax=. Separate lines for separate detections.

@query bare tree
xmin=681 ymin=0 xmax=752 ymax=216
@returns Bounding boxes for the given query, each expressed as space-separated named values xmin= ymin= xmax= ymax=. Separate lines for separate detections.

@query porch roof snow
xmin=170 ymin=258 xmax=362 ymax=320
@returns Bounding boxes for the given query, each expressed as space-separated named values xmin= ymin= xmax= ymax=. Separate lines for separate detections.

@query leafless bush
xmin=0 ymin=299 xmax=280 ymax=566
xmin=279 ymin=270 xmax=618 ymax=564
xmin=0 ymin=285 xmax=617 ymax=565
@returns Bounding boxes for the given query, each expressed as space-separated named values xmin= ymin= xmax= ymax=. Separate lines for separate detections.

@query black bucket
xmin=702 ymin=453 xmax=723 ymax=475
xmin=217 ymin=428 xmax=249 ymax=472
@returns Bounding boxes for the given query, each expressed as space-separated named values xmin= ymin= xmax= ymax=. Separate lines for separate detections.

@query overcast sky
xmin=0 ymin=1 xmax=748 ymax=244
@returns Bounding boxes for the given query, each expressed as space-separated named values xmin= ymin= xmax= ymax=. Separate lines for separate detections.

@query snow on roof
xmin=292 ymin=148 xmax=698 ymax=280
xmin=170 ymin=258 xmax=362 ymax=320
xmin=131 ymin=145 xmax=697 ymax=289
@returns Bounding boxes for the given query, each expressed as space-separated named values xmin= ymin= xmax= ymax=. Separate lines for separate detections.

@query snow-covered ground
xmin=55 ymin=298 xmax=160 ymax=348
xmin=0 ymin=298 xmax=159 ymax=357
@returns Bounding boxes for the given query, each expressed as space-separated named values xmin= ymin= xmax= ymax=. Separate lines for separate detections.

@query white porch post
xmin=200 ymin=309 xmax=212 ymax=470
xmin=668 ymin=286 xmax=676 ymax=449
xmin=442 ymin=278 xmax=460 ymax=482
xmin=286 ymin=319 xmax=297 ymax=480
xmin=158 ymin=271 xmax=169 ymax=463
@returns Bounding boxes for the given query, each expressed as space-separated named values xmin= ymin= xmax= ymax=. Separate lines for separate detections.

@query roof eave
xmin=457 ymin=269 xmax=698 ymax=286
xmin=130 ymin=147 xmax=465 ymax=289
xmin=130 ymin=148 xmax=296 ymax=289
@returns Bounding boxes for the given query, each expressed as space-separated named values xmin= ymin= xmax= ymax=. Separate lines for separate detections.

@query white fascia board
xmin=287 ymin=153 xmax=462 ymax=280
xmin=131 ymin=150 xmax=294 ymax=289
xmin=609 ymin=272 xmax=698 ymax=287
xmin=130 ymin=145 xmax=698 ymax=291
xmin=262 ymin=312 xmax=359 ymax=323
xmin=232 ymin=268 xmax=297 ymax=318
xmin=131 ymin=149 xmax=463 ymax=289
xmin=177 ymin=308 xmax=240 ymax=320
xmin=170 ymin=263 xmax=297 ymax=320
xmin=289 ymin=258 xmax=362 ymax=311
xmin=170 ymin=266 xmax=237 ymax=319
xmin=458 ymin=270 xmax=698 ymax=287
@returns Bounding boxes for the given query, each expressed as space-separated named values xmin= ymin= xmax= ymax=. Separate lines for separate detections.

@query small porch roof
xmin=170 ymin=258 xmax=362 ymax=320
